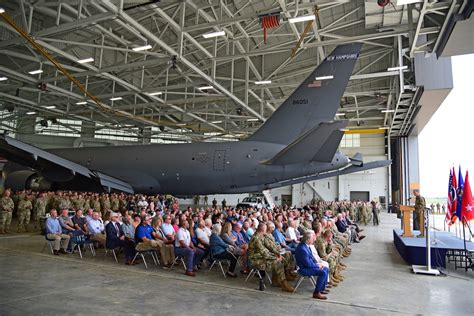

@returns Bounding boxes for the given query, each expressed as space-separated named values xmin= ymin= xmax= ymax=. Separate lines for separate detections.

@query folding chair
xmin=105 ymin=247 xmax=121 ymax=263
xmin=244 ymin=262 xmax=272 ymax=289
xmin=208 ymin=250 xmax=234 ymax=278
xmin=170 ymin=255 xmax=187 ymax=271
xmin=71 ymin=230 xmax=96 ymax=260
xmin=41 ymin=234 xmax=56 ymax=254
xmin=292 ymin=267 xmax=317 ymax=294
xmin=131 ymin=246 xmax=160 ymax=269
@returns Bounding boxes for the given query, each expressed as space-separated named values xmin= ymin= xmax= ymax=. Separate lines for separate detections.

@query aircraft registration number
xmin=292 ymin=99 xmax=308 ymax=105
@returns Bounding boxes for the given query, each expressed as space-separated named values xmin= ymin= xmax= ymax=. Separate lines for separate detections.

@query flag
xmin=455 ymin=166 xmax=464 ymax=221
xmin=446 ymin=168 xmax=457 ymax=225
xmin=307 ymin=80 xmax=322 ymax=88
xmin=461 ymin=170 xmax=473 ymax=223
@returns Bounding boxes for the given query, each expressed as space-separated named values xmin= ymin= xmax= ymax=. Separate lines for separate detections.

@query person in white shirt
xmin=195 ymin=220 xmax=211 ymax=246
xmin=174 ymin=220 xmax=204 ymax=276
xmin=160 ymin=215 xmax=175 ymax=241
xmin=85 ymin=209 xmax=94 ymax=223
xmin=137 ymin=196 xmax=148 ymax=210
xmin=195 ymin=219 xmax=211 ymax=260
xmin=285 ymin=219 xmax=300 ymax=248
xmin=87 ymin=212 xmax=106 ymax=246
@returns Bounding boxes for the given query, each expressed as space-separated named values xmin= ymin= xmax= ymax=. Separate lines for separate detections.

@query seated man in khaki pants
xmin=45 ymin=209 xmax=71 ymax=255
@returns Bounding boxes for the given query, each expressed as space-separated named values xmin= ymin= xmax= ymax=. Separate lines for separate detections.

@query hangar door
xmin=350 ymin=191 xmax=369 ymax=202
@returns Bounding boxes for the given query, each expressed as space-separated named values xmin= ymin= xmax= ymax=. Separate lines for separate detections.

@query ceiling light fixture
xmin=395 ymin=0 xmax=423 ymax=6
xmin=0 ymin=76 xmax=7 ymax=81
xmin=77 ymin=57 xmax=94 ymax=64
xmin=255 ymin=80 xmax=272 ymax=85
xmin=28 ymin=69 xmax=43 ymax=75
xmin=202 ymin=31 xmax=226 ymax=38
xmin=315 ymin=75 xmax=334 ymax=80
xmin=26 ymin=111 xmax=36 ymax=115
xmin=212 ymin=120 xmax=222 ymax=124
xmin=110 ymin=97 xmax=122 ymax=101
xmin=381 ymin=109 xmax=395 ymax=113
xmin=176 ymin=123 xmax=187 ymax=126
xmin=132 ymin=44 xmax=152 ymax=52
xmin=76 ymin=101 xmax=87 ymax=105
xmin=379 ymin=127 xmax=390 ymax=130
xmin=44 ymin=105 xmax=56 ymax=109
xmin=147 ymin=92 xmax=162 ymax=96
xmin=335 ymin=113 xmax=345 ymax=116
xmin=198 ymin=86 xmax=214 ymax=90
xmin=289 ymin=15 xmax=315 ymax=23
xmin=247 ymin=118 xmax=259 ymax=122
xmin=0 ymin=8 xmax=5 ymax=14
xmin=387 ymin=65 xmax=408 ymax=71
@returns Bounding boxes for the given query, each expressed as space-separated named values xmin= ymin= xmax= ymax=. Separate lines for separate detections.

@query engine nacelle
xmin=3 ymin=170 xmax=53 ymax=191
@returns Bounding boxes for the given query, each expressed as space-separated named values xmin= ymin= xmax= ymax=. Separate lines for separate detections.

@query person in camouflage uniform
xmin=247 ymin=223 xmax=294 ymax=292
xmin=371 ymin=200 xmax=380 ymax=226
xmin=349 ymin=203 xmax=357 ymax=221
xmin=414 ymin=190 xmax=426 ymax=238
xmin=111 ymin=194 xmax=120 ymax=212
xmin=119 ymin=195 xmax=127 ymax=212
xmin=316 ymin=229 xmax=344 ymax=286
xmin=92 ymin=196 xmax=101 ymax=215
xmin=101 ymin=195 xmax=111 ymax=214
xmin=83 ymin=196 xmax=91 ymax=211
xmin=359 ymin=202 xmax=369 ymax=225
xmin=73 ymin=194 xmax=85 ymax=210
xmin=265 ymin=222 xmax=297 ymax=284
xmin=52 ymin=192 xmax=62 ymax=210
xmin=0 ymin=190 xmax=15 ymax=234
xmin=32 ymin=192 xmax=48 ymax=230
xmin=329 ymin=220 xmax=351 ymax=258
xmin=17 ymin=194 xmax=33 ymax=232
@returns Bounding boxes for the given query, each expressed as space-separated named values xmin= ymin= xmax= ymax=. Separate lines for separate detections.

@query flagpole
xmin=462 ymin=216 xmax=467 ymax=270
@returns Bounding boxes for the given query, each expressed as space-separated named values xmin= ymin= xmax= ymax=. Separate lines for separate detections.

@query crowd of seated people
xmin=0 ymin=188 xmax=376 ymax=299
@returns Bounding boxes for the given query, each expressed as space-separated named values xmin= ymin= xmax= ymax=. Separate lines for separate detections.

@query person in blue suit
xmin=295 ymin=231 xmax=330 ymax=300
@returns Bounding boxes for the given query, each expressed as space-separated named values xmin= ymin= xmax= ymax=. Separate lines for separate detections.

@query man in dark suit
xmin=105 ymin=213 xmax=136 ymax=265
xmin=295 ymin=231 xmax=329 ymax=300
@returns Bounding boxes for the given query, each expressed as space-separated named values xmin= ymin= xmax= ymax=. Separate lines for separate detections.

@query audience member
xmin=105 ymin=212 xmax=136 ymax=265
xmin=45 ymin=209 xmax=70 ymax=255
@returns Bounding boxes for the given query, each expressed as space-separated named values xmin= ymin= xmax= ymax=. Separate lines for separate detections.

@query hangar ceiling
xmin=0 ymin=0 xmax=465 ymax=143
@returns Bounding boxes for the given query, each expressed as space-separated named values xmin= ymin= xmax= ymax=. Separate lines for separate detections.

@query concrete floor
xmin=0 ymin=213 xmax=472 ymax=315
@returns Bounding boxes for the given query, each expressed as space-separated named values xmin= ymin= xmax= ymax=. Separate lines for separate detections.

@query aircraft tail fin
xmin=264 ymin=120 xmax=347 ymax=165
xmin=247 ymin=43 xmax=362 ymax=145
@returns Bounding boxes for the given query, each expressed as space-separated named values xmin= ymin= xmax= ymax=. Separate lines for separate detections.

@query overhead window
xmin=35 ymin=118 xmax=82 ymax=137
xmin=340 ymin=133 xmax=360 ymax=148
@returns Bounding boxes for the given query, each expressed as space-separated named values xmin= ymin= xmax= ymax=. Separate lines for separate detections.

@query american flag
xmin=446 ymin=167 xmax=457 ymax=225
xmin=307 ymin=80 xmax=321 ymax=88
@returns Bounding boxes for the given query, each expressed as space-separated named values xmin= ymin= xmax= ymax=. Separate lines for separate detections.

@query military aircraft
xmin=0 ymin=43 xmax=390 ymax=196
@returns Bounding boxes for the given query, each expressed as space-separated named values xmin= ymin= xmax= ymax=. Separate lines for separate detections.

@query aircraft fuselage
xmin=50 ymin=140 xmax=349 ymax=195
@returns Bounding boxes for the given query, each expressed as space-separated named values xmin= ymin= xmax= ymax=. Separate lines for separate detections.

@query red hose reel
xmin=260 ymin=14 xmax=280 ymax=44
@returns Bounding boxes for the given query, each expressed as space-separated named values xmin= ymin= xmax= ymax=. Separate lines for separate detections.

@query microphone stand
xmin=412 ymin=207 xmax=441 ymax=275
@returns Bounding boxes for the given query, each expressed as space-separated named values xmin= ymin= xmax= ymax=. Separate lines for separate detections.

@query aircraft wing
xmin=263 ymin=120 xmax=347 ymax=165
xmin=265 ymin=159 xmax=392 ymax=189
xmin=0 ymin=134 xmax=134 ymax=193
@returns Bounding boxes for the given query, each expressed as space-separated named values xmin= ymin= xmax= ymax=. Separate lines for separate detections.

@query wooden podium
xmin=400 ymin=205 xmax=415 ymax=237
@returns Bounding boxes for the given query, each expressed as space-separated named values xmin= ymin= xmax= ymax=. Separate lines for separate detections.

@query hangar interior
xmin=0 ymin=0 xmax=472 ymax=205
xmin=1 ymin=1 xmax=474 ymax=315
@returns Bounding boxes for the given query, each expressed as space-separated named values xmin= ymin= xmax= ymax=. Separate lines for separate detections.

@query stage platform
xmin=393 ymin=229 xmax=474 ymax=268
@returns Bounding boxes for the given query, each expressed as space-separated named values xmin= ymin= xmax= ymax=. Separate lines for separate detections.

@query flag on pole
xmin=455 ymin=166 xmax=464 ymax=221
xmin=446 ymin=168 xmax=457 ymax=225
xmin=461 ymin=170 xmax=473 ymax=223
